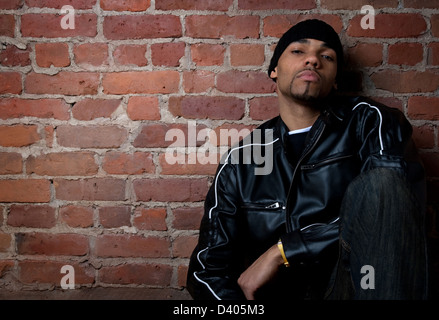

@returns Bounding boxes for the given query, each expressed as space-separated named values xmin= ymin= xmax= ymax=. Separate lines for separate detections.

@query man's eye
xmin=322 ymin=55 xmax=334 ymax=61
xmin=292 ymin=50 xmax=303 ymax=54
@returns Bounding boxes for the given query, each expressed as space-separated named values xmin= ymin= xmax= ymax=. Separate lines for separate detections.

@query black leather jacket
xmin=187 ymin=96 xmax=425 ymax=300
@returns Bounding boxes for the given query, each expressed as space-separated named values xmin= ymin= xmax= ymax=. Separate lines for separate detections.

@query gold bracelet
xmin=277 ymin=239 xmax=290 ymax=267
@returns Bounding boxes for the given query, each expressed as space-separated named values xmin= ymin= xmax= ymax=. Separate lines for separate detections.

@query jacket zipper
xmin=300 ymin=154 xmax=353 ymax=170
xmin=241 ymin=202 xmax=283 ymax=210
xmin=285 ymin=122 xmax=326 ymax=233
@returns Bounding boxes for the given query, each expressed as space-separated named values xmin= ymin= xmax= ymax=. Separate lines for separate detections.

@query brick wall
xmin=0 ymin=0 xmax=438 ymax=299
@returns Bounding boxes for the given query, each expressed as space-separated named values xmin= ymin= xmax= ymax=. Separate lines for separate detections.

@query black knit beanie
xmin=268 ymin=19 xmax=344 ymax=82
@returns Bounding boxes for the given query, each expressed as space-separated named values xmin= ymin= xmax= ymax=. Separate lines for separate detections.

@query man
xmin=186 ymin=19 xmax=428 ymax=300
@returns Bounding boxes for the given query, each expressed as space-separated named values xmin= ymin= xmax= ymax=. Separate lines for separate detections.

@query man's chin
xmin=292 ymin=92 xmax=320 ymax=103
xmin=293 ymin=92 xmax=334 ymax=110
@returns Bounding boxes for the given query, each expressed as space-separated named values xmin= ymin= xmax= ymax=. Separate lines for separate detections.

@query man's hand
xmin=237 ymin=244 xmax=285 ymax=300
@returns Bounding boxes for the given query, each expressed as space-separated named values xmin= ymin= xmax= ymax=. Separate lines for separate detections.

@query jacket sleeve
xmin=280 ymin=218 xmax=340 ymax=266
xmin=354 ymin=100 xmax=426 ymax=206
xmin=186 ymin=162 xmax=246 ymax=300
xmin=280 ymin=100 xmax=425 ymax=267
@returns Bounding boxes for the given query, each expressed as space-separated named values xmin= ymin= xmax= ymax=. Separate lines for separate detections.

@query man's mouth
xmin=296 ymin=70 xmax=320 ymax=82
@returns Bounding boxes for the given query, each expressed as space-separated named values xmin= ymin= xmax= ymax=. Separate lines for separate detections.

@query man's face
xmin=270 ymin=38 xmax=338 ymax=104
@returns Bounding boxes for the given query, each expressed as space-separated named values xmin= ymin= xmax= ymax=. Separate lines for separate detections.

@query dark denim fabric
xmin=325 ymin=168 xmax=429 ymax=300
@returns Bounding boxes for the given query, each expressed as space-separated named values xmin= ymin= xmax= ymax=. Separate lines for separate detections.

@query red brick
xmin=21 ymin=14 xmax=97 ymax=38
xmin=230 ymin=44 xmax=265 ymax=67
xmin=217 ymin=71 xmax=276 ymax=94
xmin=0 ymin=234 xmax=11 ymax=252
xmin=428 ymin=43 xmax=439 ymax=66
xmin=0 ymin=15 xmax=15 ymax=37
xmin=156 ymin=0 xmax=232 ymax=10
xmin=412 ymin=125 xmax=435 ymax=149
xmin=35 ymin=43 xmax=70 ymax=68
xmin=172 ymin=235 xmax=198 ymax=258
xmin=249 ymin=96 xmax=279 ymax=121
xmin=17 ymin=232 xmax=89 ymax=255
xmin=99 ymin=263 xmax=172 ymax=286
xmin=59 ymin=205 xmax=94 ymax=228
xmin=133 ymin=207 xmax=167 ymax=231
xmin=151 ymin=42 xmax=185 ymax=67
xmin=432 ymin=15 xmax=439 ymax=37
xmin=54 ymin=178 xmax=126 ymax=201
xmin=239 ymin=0 xmax=315 ymax=10
xmin=347 ymin=14 xmax=427 ymax=38
xmin=99 ymin=206 xmax=131 ymax=228
xmin=44 ymin=126 xmax=54 ymax=147
xmin=103 ymin=152 xmax=155 ymax=175
xmin=0 ymin=125 xmax=39 ymax=147
xmin=264 ymin=14 xmax=343 ymax=38
xmin=101 ymin=0 xmax=150 ymax=11
xmin=113 ymin=44 xmax=147 ymax=67
xmin=0 ymin=261 xmax=14 ymax=276
xmin=172 ymin=206 xmax=203 ymax=230
xmin=126 ymin=96 xmax=160 ymax=121
xmin=169 ymin=96 xmax=245 ymax=120
xmin=177 ymin=264 xmax=188 ymax=288
xmin=18 ymin=260 xmax=94 ymax=286
xmin=7 ymin=205 xmax=56 ymax=228
xmin=321 ymin=0 xmax=397 ymax=9
xmin=346 ymin=43 xmax=383 ymax=67
xmin=95 ymin=235 xmax=170 ymax=258
xmin=56 ymin=125 xmax=127 ymax=148
xmin=74 ymin=43 xmax=109 ymax=67
xmin=159 ymin=152 xmax=219 ymax=176
xmin=133 ymin=178 xmax=208 ymax=202
xmin=0 ymin=179 xmax=50 ymax=203
xmin=27 ymin=152 xmax=98 ymax=176
xmin=102 ymin=71 xmax=179 ymax=94
xmin=371 ymin=70 xmax=439 ymax=93
xmin=72 ymin=98 xmax=121 ymax=120
xmin=408 ymin=96 xmax=439 ymax=121
xmin=0 ymin=98 xmax=70 ymax=120
xmin=0 ymin=0 xmax=23 ymax=9
xmin=133 ymin=123 xmax=207 ymax=148
xmin=388 ymin=43 xmax=423 ymax=66
xmin=186 ymin=15 xmax=259 ymax=39
xmin=103 ymin=15 xmax=181 ymax=40
xmin=183 ymin=70 xmax=215 ymax=93
xmin=26 ymin=0 xmax=97 ymax=9
xmin=25 ymin=72 xmax=99 ymax=95
xmin=191 ymin=43 xmax=225 ymax=66
xmin=0 ymin=45 xmax=30 ymax=67
xmin=0 ymin=152 xmax=22 ymax=175
xmin=0 ymin=72 xmax=21 ymax=94
xmin=404 ymin=0 xmax=438 ymax=8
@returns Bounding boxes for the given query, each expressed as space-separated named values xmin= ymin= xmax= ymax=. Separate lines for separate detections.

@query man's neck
xmin=278 ymin=97 xmax=321 ymax=132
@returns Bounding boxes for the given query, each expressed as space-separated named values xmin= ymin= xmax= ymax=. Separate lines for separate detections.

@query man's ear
xmin=270 ymin=67 xmax=278 ymax=80
xmin=333 ymin=81 xmax=338 ymax=90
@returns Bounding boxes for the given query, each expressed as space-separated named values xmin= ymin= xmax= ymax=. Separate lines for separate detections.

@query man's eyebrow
xmin=320 ymin=42 xmax=333 ymax=49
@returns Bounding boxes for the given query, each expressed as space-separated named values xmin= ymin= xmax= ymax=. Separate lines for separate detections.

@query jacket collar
xmin=275 ymin=96 xmax=347 ymax=163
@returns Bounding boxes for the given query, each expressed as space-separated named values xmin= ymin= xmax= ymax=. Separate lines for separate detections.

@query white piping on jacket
xmin=194 ymin=137 xmax=280 ymax=300
xmin=352 ymin=102 xmax=384 ymax=155
xmin=208 ymin=137 xmax=280 ymax=219
xmin=300 ymin=217 xmax=340 ymax=232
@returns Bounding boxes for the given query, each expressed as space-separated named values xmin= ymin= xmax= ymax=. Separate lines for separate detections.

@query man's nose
xmin=305 ymin=54 xmax=320 ymax=68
